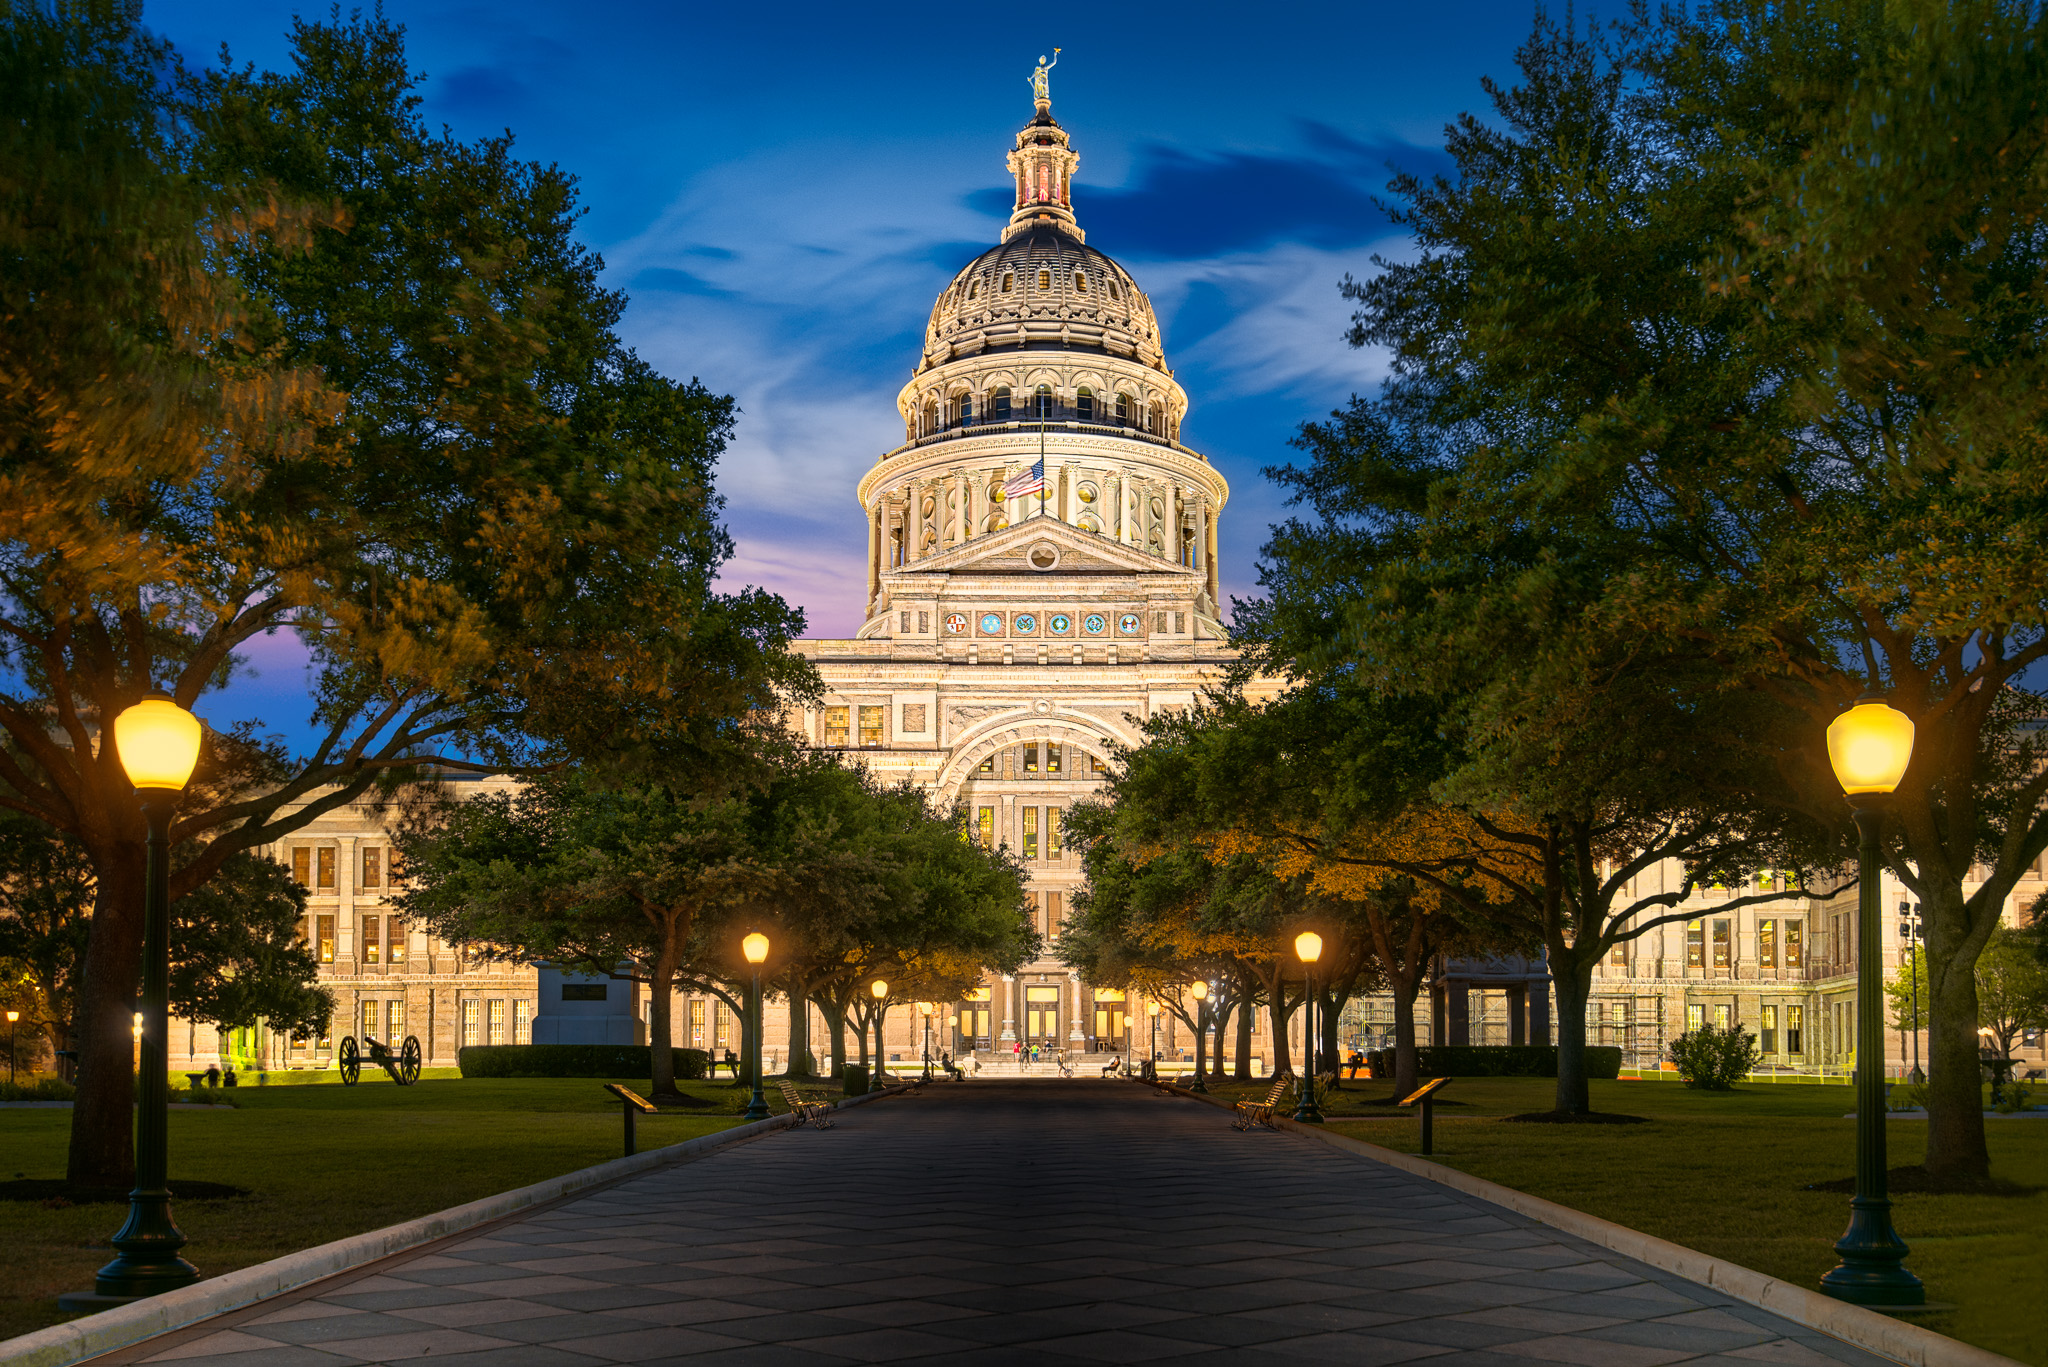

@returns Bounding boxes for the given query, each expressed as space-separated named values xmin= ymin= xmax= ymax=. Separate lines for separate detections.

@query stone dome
xmin=918 ymin=224 xmax=1167 ymax=378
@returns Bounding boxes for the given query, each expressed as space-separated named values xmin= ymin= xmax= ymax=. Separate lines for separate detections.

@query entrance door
xmin=1093 ymin=990 xmax=1127 ymax=1050
xmin=1026 ymin=987 xmax=1059 ymax=1043
xmin=960 ymin=988 xmax=992 ymax=1048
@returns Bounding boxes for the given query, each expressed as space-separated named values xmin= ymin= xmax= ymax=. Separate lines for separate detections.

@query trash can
xmin=843 ymin=1063 xmax=869 ymax=1097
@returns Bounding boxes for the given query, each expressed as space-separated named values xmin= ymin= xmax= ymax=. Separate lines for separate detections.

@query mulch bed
xmin=1501 ymin=1111 xmax=1650 ymax=1125
xmin=1803 ymin=1165 xmax=2038 ymax=1197
xmin=0 ymin=1178 xmax=250 ymax=1206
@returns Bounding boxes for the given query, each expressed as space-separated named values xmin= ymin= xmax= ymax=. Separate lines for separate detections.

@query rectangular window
xmin=386 ymin=919 xmax=406 ymax=965
xmin=1091 ymin=752 xmax=1107 ymax=773
xmin=1685 ymin=1004 xmax=1705 ymax=1033
xmin=1713 ymin=1003 xmax=1731 ymax=1030
xmin=291 ymin=847 xmax=311 ymax=887
xmin=1023 ymin=807 xmax=1039 ymax=859
xmin=316 ymin=847 xmax=335 ymax=890
xmin=1787 ymin=1004 xmax=1804 ymax=1054
xmin=1759 ymin=919 xmax=1777 ymax=968
xmin=1610 ymin=941 xmax=1626 ymax=968
xmin=488 ymin=1000 xmax=505 ymax=1046
xmin=823 ymin=706 xmax=849 ymax=746
xmin=716 ymin=1003 xmax=733 ymax=1050
xmin=514 ymin=1000 xmax=531 ymax=1044
xmin=690 ymin=1000 xmax=706 ymax=1048
xmin=316 ymin=914 xmax=335 ymax=964
xmin=1785 ymin=920 xmax=1803 ymax=969
xmin=361 ymin=846 xmax=382 ymax=889
xmin=1047 ymin=746 xmax=1061 ymax=774
xmin=1046 ymin=890 xmax=1063 ymax=934
xmin=1686 ymin=920 xmax=1704 ymax=968
xmin=360 ymin=1000 xmax=379 ymax=1041
xmin=1712 ymin=920 xmax=1731 ymax=969
xmin=1024 ymin=890 xmax=1040 ymax=931
xmin=858 ymin=705 xmax=885 ymax=746
xmin=1762 ymin=1005 xmax=1778 ymax=1054
xmin=1023 ymin=744 xmax=1039 ymax=773
xmin=977 ymin=806 xmax=995 ymax=849
xmin=461 ymin=999 xmax=479 ymax=1047
xmin=361 ymin=914 xmax=381 ymax=965
xmin=387 ymin=850 xmax=404 ymax=888
xmin=1048 ymin=808 xmax=1062 ymax=857
xmin=387 ymin=999 xmax=405 ymax=1038
xmin=978 ymin=754 xmax=994 ymax=773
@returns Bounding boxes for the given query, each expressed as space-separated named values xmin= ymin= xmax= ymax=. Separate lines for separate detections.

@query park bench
xmin=1400 ymin=1076 xmax=1452 ymax=1154
xmin=1234 ymin=1076 xmax=1291 ymax=1131
xmin=339 ymin=1034 xmax=421 ymax=1086
xmin=776 ymin=1079 xmax=835 ymax=1129
xmin=604 ymin=1082 xmax=657 ymax=1156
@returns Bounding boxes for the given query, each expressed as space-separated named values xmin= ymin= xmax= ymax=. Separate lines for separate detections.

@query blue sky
xmin=144 ymin=0 xmax=1549 ymax=751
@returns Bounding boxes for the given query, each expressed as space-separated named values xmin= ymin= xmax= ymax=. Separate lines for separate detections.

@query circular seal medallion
xmin=944 ymin=613 xmax=968 ymax=634
xmin=1083 ymin=613 xmax=1107 ymax=635
xmin=979 ymin=612 xmax=1004 ymax=635
xmin=1118 ymin=612 xmax=1143 ymax=635
xmin=1049 ymin=613 xmax=1071 ymax=633
xmin=1014 ymin=613 xmax=1038 ymax=634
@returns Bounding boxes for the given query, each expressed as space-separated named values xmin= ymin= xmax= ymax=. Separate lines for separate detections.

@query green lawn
xmin=1196 ymin=1075 xmax=2047 ymax=1366
xmin=0 ymin=1074 xmax=825 ymax=1343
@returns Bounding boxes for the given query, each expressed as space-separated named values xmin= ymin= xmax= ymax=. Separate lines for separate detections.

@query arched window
xmin=1077 ymin=513 xmax=1101 ymax=534
xmin=1075 ymin=272 xmax=1088 ymax=293
xmin=953 ymin=392 xmax=973 ymax=426
xmin=1075 ymin=387 xmax=1094 ymax=422
xmin=1034 ymin=385 xmax=1054 ymax=420
xmin=1001 ymin=272 xmax=1014 ymax=293
xmin=1037 ymin=268 xmax=1051 ymax=290
xmin=922 ymin=401 xmax=937 ymax=435
xmin=992 ymin=387 xmax=1012 ymax=420
xmin=1115 ymin=393 xmax=1131 ymax=425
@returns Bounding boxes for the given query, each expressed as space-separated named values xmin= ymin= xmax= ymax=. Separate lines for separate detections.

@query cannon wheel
xmin=339 ymin=1035 xmax=361 ymax=1086
xmin=398 ymin=1035 xmax=422 ymax=1085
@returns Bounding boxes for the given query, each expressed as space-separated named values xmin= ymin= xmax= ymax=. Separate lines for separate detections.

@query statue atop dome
xmin=1029 ymin=50 xmax=1059 ymax=110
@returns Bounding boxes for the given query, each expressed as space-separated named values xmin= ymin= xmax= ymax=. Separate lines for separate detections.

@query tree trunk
xmin=647 ymin=934 xmax=680 ymax=1100
xmin=1551 ymin=948 xmax=1594 ymax=1115
xmin=1233 ymin=992 xmax=1254 ymax=1079
xmin=784 ymin=975 xmax=811 ymax=1079
xmin=1320 ymin=985 xmax=1342 ymax=1088
xmin=820 ymin=995 xmax=847 ymax=1078
xmin=1923 ymin=883 xmax=1993 ymax=1181
xmin=1389 ymin=971 xmax=1423 ymax=1100
xmin=1268 ymin=983 xmax=1293 ymax=1077
xmin=67 ymin=852 xmax=145 ymax=1190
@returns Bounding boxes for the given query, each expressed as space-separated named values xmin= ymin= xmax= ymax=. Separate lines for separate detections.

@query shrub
xmin=0 ymin=1076 xmax=74 ymax=1102
xmin=1361 ymin=1046 xmax=1621 ymax=1080
xmin=1666 ymin=1025 xmax=1761 ymax=1090
xmin=457 ymin=1045 xmax=711 ymax=1081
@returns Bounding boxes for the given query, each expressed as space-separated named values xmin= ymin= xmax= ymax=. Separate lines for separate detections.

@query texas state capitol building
xmin=790 ymin=71 xmax=1269 ymax=1062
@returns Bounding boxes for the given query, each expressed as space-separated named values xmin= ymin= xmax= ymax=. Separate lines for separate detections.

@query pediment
xmin=890 ymin=514 xmax=1192 ymax=579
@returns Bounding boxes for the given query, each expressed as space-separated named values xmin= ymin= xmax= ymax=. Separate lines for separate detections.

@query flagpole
xmin=1039 ymin=417 xmax=1048 ymax=520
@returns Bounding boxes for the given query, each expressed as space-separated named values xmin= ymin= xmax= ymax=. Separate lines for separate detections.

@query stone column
xmin=956 ymin=470 xmax=970 ymax=545
xmin=1105 ymin=473 xmax=1121 ymax=541
xmin=1166 ymin=487 xmax=1181 ymax=565
xmin=1446 ymin=984 xmax=1470 ymax=1045
xmin=337 ymin=836 xmax=357 ymax=975
xmin=1000 ymin=972 xmax=1017 ymax=1042
xmin=1206 ymin=514 xmax=1221 ymax=606
xmin=865 ymin=501 xmax=880 ymax=612
xmin=1068 ymin=970 xmax=1085 ymax=1042
xmin=1191 ymin=495 xmax=1208 ymax=571
xmin=906 ymin=482 xmax=923 ymax=562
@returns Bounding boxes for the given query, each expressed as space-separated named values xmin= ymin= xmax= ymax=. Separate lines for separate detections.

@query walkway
xmin=102 ymin=1081 xmax=1888 ymax=1366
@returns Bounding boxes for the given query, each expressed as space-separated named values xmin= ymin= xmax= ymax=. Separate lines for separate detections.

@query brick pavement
xmin=99 ymin=1080 xmax=1894 ymax=1366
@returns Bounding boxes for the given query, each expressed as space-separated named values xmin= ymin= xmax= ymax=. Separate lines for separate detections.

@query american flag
xmin=1001 ymin=458 xmax=1046 ymax=500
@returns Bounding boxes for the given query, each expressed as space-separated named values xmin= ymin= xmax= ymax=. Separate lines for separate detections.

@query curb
xmin=1 ymin=1082 xmax=919 ymax=1367
xmin=1144 ymin=1080 xmax=2022 ymax=1367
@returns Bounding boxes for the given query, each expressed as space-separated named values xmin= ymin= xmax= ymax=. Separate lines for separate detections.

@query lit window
xmin=1091 ymin=752 xmax=1107 ymax=773
xmin=1046 ymin=890 xmax=1063 ymax=933
xmin=1762 ymin=1005 xmax=1778 ymax=1053
xmin=1023 ymin=744 xmax=1038 ymax=774
xmin=716 ymin=1003 xmax=732 ymax=1049
xmin=1786 ymin=1004 xmax=1804 ymax=1053
xmin=858 ymin=705 xmax=885 ymax=746
xmin=690 ymin=999 xmax=706 ymax=1048
xmin=1038 ymin=268 xmax=1051 ymax=289
xmin=387 ymin=999 xmax=404 ymax=1037
xmin=1047 ymin=746 xmax=1061 ymax=775
xmin=1048 ymin=807 xmax=1062 ymax=855
xmin=1714 ymin=1004 xmax=1731 ymax=1030
xmin=1075 ymin=272 xmax=1088 ymax=292
xmin=291 ymin=847 xmax=311 ymax=887
xmin=361 ymin=914 xmax=381 ymax=965
xmin=1712 ymin=920 xmax=1731 ymax=968
xmin=315 ymin=914 xmax=334 ymax=964
xmin=361 ymin=1000 xmax=380 ymax=1042
xmin=977 ymin=806 xmax=995 ymax=849
xmin=1610 ymin=941 xmax=1625 ymax=967
xmin=515 ymin=1000 xmax=531 ymax=1044
xmin=361 ymin=846 xmax=381 ymax=889
xmin=978 ymin=754 xmax=994 ymax=774
xmin=1686 ymin=1004 xmax=1705 ymax=1032
xmin=316 ymin=847 xmax=335 ymax=890
xmin=823 ymin=706 xmax=849 ymax=746
xmin=1785 ymin=921 xmax=1803 ymax=968
xmin=1759 ymin=919 xmax=1777 ymax=968
xmin=488 ymin=1000 xmax=505 ymax=1046
xmin=1686 ymin=920 xmax=1703 ymax=968
xmin=387 ymin=918 xmax=406 ymax=966
xmin=1024 ymin=807 xmax=1039 ymax=859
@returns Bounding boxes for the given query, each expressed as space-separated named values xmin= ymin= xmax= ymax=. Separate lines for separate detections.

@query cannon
xmin=339 ymin=1033 xmax=422 ymax=1086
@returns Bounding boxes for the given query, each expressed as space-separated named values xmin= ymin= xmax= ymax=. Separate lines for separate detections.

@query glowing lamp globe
xmin=1294 ymin=931 xmax=1323 ymax=965
xmin=742 ymin=932 xmax=770 ymax=965
xmin=871 ymin=979 xmax=888 ymax=1000
xmin=918 ymin=1001 xmax=933 ymax=1016
xmin=1826 ymin=698 xmax=1915 ymax=796
xmin=1190 ymin=981 xmax=1208 ymax=1002
xmin=1147 ymin=1001 xmax=1160 ymax=1017
xmin=6 ymin=1010 xmax=18 ymax=1023
xmin=114 ymin=695 xmax=202 ymax=792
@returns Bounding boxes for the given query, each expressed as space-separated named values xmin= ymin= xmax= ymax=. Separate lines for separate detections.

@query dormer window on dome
xmin=1075 ymin=272 xmax=1088 ymax=292
xmin=1001 ymin=272 xmax=1014 ymax=293
xmin=1037 ymin=269 xmax=1051 ymax=290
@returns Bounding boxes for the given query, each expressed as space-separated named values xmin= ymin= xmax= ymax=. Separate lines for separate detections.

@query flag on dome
xmin=1001 ymin=458 xmax=1045 ymax=500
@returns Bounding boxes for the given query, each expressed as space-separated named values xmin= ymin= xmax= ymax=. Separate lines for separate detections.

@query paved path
xmin=105 ymin=1081 xmax=1890 ymax=1367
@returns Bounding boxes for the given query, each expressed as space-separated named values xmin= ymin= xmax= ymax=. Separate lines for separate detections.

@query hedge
xmin=1362 ymin=1045 xmax=1622 ymax=1080
xmin=457 ymin=1045 xmax=711 ymax=1080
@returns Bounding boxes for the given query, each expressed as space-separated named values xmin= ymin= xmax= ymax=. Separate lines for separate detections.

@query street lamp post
xmin=742 ymin=933 xmax=771 ymax=1120
xmin=1189 ymin=982 xmax=1209 ymax=1094
xmin=1146 ymin=1001 xmax=1160 ymax=1078
xmin=870 ymin=979 xmax=889 ymax=1086
xmin=96 ymin=694 xmax=205 ymax=1300
xmin=946 ymin=1012 xmax=958 ymax=1064
xmin=919 ymin=1002 xmax=934 ymax=1080
xmin=1819 ymin=694 xmax=1923 ymax=1308
xmin=1293 ymin=931 xmax=1324 ymax=1124
xmin=6 ymin=1010 xmax=17 ymax=1086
